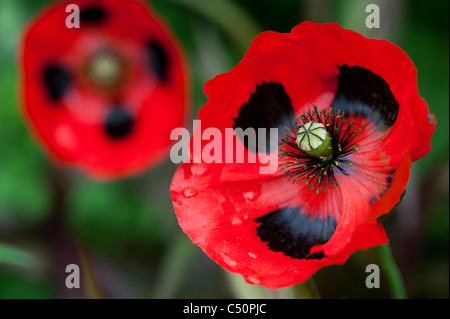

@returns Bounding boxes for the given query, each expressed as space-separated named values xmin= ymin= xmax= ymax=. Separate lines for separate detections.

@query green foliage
xmin=0 ymin=272 xmax=54 ymax=299
xmin=67 ymin=179 xmax=165 ymax=256
xmin=0 ymin=243 xmax=34 ymax=267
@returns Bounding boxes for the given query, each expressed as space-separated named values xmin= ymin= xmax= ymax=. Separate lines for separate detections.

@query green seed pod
xmin=296 ymin=121 xmax=332 ymax=158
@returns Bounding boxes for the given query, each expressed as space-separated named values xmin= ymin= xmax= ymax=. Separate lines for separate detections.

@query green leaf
xmin=0 ymin=243 xmax=35 ymax=267
xmin=76 ymin=240 xmax=104 ymax=299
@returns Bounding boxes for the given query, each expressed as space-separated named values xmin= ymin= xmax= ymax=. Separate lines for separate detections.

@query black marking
xmin=331 ymin=65 xmax=399 ymax=131
xmin=369 ymin=170 xmax=395 ymax=204
xmin=377 ymin=189 xmax=406 ymax=222
xmin=233 ymin=82 xmax=295 ymax=153
xmin=307 ymin=133 xmax=312 ymax=150
xmin=104 ymin=107 xmax=134 ymax=140
xmin=309 ymin=131 xmax=324 ymax=142
xmin=255 ymin=207 xmax=337 ymax=260
xmin=146 ymin=40 xmax=169 ymax=81
xmin=80 ymin=6 xmax=108 ymax=24
xmin=297 ymin=131 xmax=308 ymax=146
xmin=42 ymin=64 xmax=71 ymax=101
xmin=309 ymin=126 xmax=324 ymax=132
xmin=298 ymin=135 xmax=307 ymax=148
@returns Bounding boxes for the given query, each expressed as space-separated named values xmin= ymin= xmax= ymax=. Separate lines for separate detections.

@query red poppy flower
xmin=19 ymin=0 xmax=189 ymax=179
xmin=170 ymin=22 xmax=435 ymax=289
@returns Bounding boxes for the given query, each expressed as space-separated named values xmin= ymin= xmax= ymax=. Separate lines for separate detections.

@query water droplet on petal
xmin=173 ymin=198 xmax=183 ymax=205
xmin=232 ymin=217 xmax=242 ymax=225
xmin=221 ymin=253 xmax=237 ymax=267
xmin=248 ymin=252 xmax=257 ymax=259
xmin=217 ymin=195 xmax=227 ymax=204
xmin=182 ymin=186 xmax=198 ymax=198
xmin=55 ymin=124 xmax=77 ymax=150
xmin=428 ymin=113 xmax=436 ymax=124
xmin=243 ymin=190 xmax=261 ymax=201
xmin=247 ymin=276 xmax=260 ymax=285
xmin=191 ymin=165 xmax=207 ymax=176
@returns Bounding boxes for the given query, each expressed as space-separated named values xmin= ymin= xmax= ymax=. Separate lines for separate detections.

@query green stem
xmin=76 ymin=240 xmax=104 ymax=299
xmin=378 ymin=244 xmax=407 ymax=299
xmin=305 ymin=277 xmax=322 ymax=299
xmin=153 ymin=234 xmax=196 ymax=298
xmin=226 ymin=271 xmax=320 ymax=299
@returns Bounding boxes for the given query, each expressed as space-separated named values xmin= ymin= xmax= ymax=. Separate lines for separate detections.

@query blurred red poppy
xmin=170 ymin=22 xmax=435 ymax=289
xmin=19 ymin=0 xmax=189 ymax=179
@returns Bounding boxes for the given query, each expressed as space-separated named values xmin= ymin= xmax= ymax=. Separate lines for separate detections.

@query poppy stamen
xmin=85 ymin=49 xmax=127 ymax=90
xmin=279 ymin=106 xmax=360 ymax=192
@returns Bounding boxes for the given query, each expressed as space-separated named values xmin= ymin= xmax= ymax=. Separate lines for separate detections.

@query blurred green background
xmin=0 ymin=0 xmax=448 ymax=298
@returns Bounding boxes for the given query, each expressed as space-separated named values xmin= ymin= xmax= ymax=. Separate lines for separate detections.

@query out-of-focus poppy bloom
xmin=19 ymin=0 xmax=189 ymax=179
xmin=170 ymin=22 xmax=435 ymax=289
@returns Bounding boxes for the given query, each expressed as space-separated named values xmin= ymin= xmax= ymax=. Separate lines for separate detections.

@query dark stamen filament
xmin=279 ymin=106 xmax=361 ymax=193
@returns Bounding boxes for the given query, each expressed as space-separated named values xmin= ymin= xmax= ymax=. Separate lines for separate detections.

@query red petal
xmin=19 ymin=0 xmax=190 ymax=179
xmin=171 ymin=154 xmax=407 ymax=288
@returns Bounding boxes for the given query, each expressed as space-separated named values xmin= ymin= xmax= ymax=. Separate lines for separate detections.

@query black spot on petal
xmin=42 ymin=64 xmax=71 ymax=101
xmin=370 ymin=170 xmax=395 ymax=205
xmin=80 ymin=6 xmax=107 ymax=24
xmin=233 ymin=82 xmax=295 ymax=153
xmin=331 ymin=65 xmax=399 ymax=131
xmin=146 ymin=40 xmax=168 ymax=81
xmin=104 ymin=107 xmax=134 ymax=140
xmin=255 ymin=207 xmax=337 ymax=260
xmin=386 ymin=176 xmax=392 ymax=185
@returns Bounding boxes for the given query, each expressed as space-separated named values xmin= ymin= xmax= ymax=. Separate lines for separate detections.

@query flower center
xmin=296 ymin=120 xmax=332 ymax=158
xmin=85 ymin=49 xmax=126 ymax=90
xmin=279 ymin=106 xmax=361 ymax=193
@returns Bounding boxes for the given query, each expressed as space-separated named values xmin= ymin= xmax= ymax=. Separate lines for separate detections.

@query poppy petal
xmin=19 ymin=0 xmax=190 ymax=179
xmin=233 ymin=81 xmax=295 ymax=153
xmin=331 ymin=64 xmax=399 ymax=131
